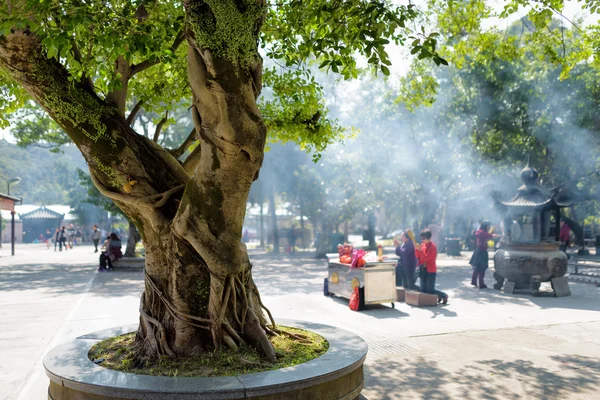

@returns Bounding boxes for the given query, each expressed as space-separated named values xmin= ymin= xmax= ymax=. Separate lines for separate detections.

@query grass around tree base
xmin=88 ymin=325 xmax=329 ymax=377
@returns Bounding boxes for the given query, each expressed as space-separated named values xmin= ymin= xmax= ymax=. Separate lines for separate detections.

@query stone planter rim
xmin=44 ymin=319 xmax=367 ymax=399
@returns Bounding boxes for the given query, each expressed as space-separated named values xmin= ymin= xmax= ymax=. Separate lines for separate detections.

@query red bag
xmin=350 ymin=249 xmax=366 ymax=269
xmin=349 ymin=286 xmax=360 ymax=311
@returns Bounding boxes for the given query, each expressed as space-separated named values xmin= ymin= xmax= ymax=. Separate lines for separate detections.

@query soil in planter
xmin=88 ymin=325 xmax=328 ymax=377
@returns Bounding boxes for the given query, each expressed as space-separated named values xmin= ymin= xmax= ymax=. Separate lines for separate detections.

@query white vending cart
xmin=326 ymin=254 xmax=397 ymax=309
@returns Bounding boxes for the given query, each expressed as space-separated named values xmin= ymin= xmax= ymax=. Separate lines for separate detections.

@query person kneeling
xmin=416 ymin=229 xmax=448 ymax=304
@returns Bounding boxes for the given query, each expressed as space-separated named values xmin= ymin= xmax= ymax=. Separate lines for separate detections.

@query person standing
xmin=59 ymin=226 xmax=68 ymax=251
xmin=54 ymin=228 xmax=60 ymax=251
xmin=415 ymin=229 xmax=448 ymax=304
xmin=45 ymin=228 xmax=52 ymax=249
xmin=67 ymin=224 xmax=76 ymax=249
xmin=559 ymin=218 xmax=571 ymax=256
xmin=394 ymin=231 xmax=417 ymax=290
xmin=92 ymin=225 xmax=102 ymax=253
xmin=469 ymin=221 xmax=494 ymax=289
xmin=75 ymin=226 xmax=82 ymax=246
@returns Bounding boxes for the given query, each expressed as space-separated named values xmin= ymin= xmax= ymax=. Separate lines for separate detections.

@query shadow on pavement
xmin=0 ymin=263 xmax=143 ymax=298
xmin=432 ymin=264 xmax=600 ymax=313
xmin=363 ymin=354 xmax=600 ymax=400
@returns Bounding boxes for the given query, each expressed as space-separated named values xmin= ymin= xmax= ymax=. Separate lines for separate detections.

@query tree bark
xmin=366 ymin=212 xmax=377 ymax=250
xmin=1 ymin=0 xmax=276 ymax=362
xmin=124 ymin=220 xmax=141 ymax=257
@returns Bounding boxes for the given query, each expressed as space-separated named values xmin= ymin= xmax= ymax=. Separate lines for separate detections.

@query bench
xmin=112 ymin=257 xmax=146 ymax=269
xmin=396 ymin=287 xmax=406 ymax=302
xmin=405 ymin=290 xmax=438 ymax=307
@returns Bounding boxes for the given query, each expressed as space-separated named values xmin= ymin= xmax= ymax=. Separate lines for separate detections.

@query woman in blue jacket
xmin=395 ymin=230 xmax=417 ymax=290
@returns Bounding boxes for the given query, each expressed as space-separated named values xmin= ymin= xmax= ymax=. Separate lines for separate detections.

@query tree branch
xmin=130 ymin=28 xmax=186 ymax=77
xmin=126 ymin=99 xmax=144 ymax=126
xmin=548 ymin=6 xmax=583 ymax=32
xmin=153 ymin=111 xmax=169 ymax=142
xmin=183 ymin=144 xmax=202 ymax=173
xmin=89 ymin=170 xmax=185 ymax=209
xmin=71 ymin=38 xmax=83 ymax=63
xmin=168 ymin=128 xmax=197 ymax=158
xmin=150 ymin=183 xmax=186 ymax=209
xmin=143 ymin=138 xmax=192 ymax=184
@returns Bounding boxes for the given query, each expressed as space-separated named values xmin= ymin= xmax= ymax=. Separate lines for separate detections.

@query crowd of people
xmin=394 ymin=228 xmax=449 ymax=304
xmin=393 ymin=218 xmax=574 ymax=303
xmin=40 ymin=223 xmax=124 ymax=272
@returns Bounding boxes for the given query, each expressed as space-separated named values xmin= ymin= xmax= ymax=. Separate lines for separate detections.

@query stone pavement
xmin=2 ymin=245 xmax=600 ymax=399
xmin=0 ymin=244 xmax=141 ymax=400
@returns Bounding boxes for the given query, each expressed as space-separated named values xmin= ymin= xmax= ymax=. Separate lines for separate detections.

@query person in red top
xmin=559 ymin=218 xmax=571 ymax=256
xmin=415 ymin=229 xmax=448 ymax=304
xmin=469 ymin=221 xmax=495 ymax=289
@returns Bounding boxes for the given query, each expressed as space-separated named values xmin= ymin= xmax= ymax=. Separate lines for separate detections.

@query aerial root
xmin=138 ymin=269 xmax=275 ymax=357
xmin=223 ymin=332 xmax=238 ymax=351
xmin=237 ymin=356 xmax=273 ymax=368
xmin=265 ymin=325 xmax=311 ymax=344
xmin=251 ymin=280 xmax=275 ymax=329
xmin=139 ymin=291 xmax=176 ymax=357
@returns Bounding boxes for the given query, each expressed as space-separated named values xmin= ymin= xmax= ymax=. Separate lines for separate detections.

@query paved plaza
xmin=2 ymin=244 xmax=600 ymax=399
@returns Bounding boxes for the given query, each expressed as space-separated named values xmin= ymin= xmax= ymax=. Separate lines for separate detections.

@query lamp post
xmin=7 ymin=177 xmax=21 ymax=196
xmin=1 ymin=177 xmax=21 ymax=255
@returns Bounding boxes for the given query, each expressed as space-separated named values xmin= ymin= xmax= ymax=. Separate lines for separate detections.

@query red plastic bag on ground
xmin=349 ymin=286 xmax=360 ymax=311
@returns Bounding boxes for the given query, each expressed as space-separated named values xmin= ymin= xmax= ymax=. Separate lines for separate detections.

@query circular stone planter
xmin=44 ymin=319 xmax=367 ymax=400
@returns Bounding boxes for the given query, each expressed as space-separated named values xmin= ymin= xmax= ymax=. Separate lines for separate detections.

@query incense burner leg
xmin=493 ymin=272 xmax=504 ymax=290
xmin=531 ymin=275 xmax=541 ymax=297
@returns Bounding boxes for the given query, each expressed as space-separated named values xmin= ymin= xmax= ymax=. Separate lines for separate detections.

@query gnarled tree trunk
xmin=0 ymin=0 xmax=276 ymax=361
xmin=124 ymin=220 xmax=141 ymax=257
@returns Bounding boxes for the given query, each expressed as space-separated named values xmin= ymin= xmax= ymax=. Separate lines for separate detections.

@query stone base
xmin=44 ymin=320 xmax=367 ymax=400
xmin=503 ymin=280 xmax=516 ymax=294
xmin=395 ymin=287 xmax=405 ymax=302
xmin=112 ymin=257 xmax=145 ymax=269
xmin=405 ymin=291 xmax=437 ymax=307
xmin=551 ymin=277 xmax=571 ymax=297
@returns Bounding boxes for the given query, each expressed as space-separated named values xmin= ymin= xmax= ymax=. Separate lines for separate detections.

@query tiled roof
xmin=0 ymin=193 xmax=21 ymax=202
xmin=497 ymin=186 xmax=573 ymax=209
xmin=499 ymin=196 xmax=554 ymax=208
xmin=19 ymin=206 xmax=64 ymax=220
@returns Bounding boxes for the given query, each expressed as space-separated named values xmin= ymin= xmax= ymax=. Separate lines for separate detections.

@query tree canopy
xmin=0 ymin=0 xmax=444 ymax=158
xmin=0 ymin=0 xmax=449 ymax=361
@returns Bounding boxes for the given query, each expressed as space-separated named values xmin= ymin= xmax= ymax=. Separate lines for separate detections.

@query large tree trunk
xmin=1 ymin=1 xmax=276 ymax=362
xmin=366 ymin=212 xmax=377 ymax=250
xmin=124 ymin=220 xmax=141 ymax=257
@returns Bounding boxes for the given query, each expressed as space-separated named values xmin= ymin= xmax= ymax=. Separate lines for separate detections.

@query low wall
xmin=44 ymin=320 xmax=367 ymax=400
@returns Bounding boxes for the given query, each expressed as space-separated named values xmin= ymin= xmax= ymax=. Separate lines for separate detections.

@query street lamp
xmin=0 ymin=177 xmax=21 ymax=255
xmin=7 ymin=177 xmax=21 ymax=195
